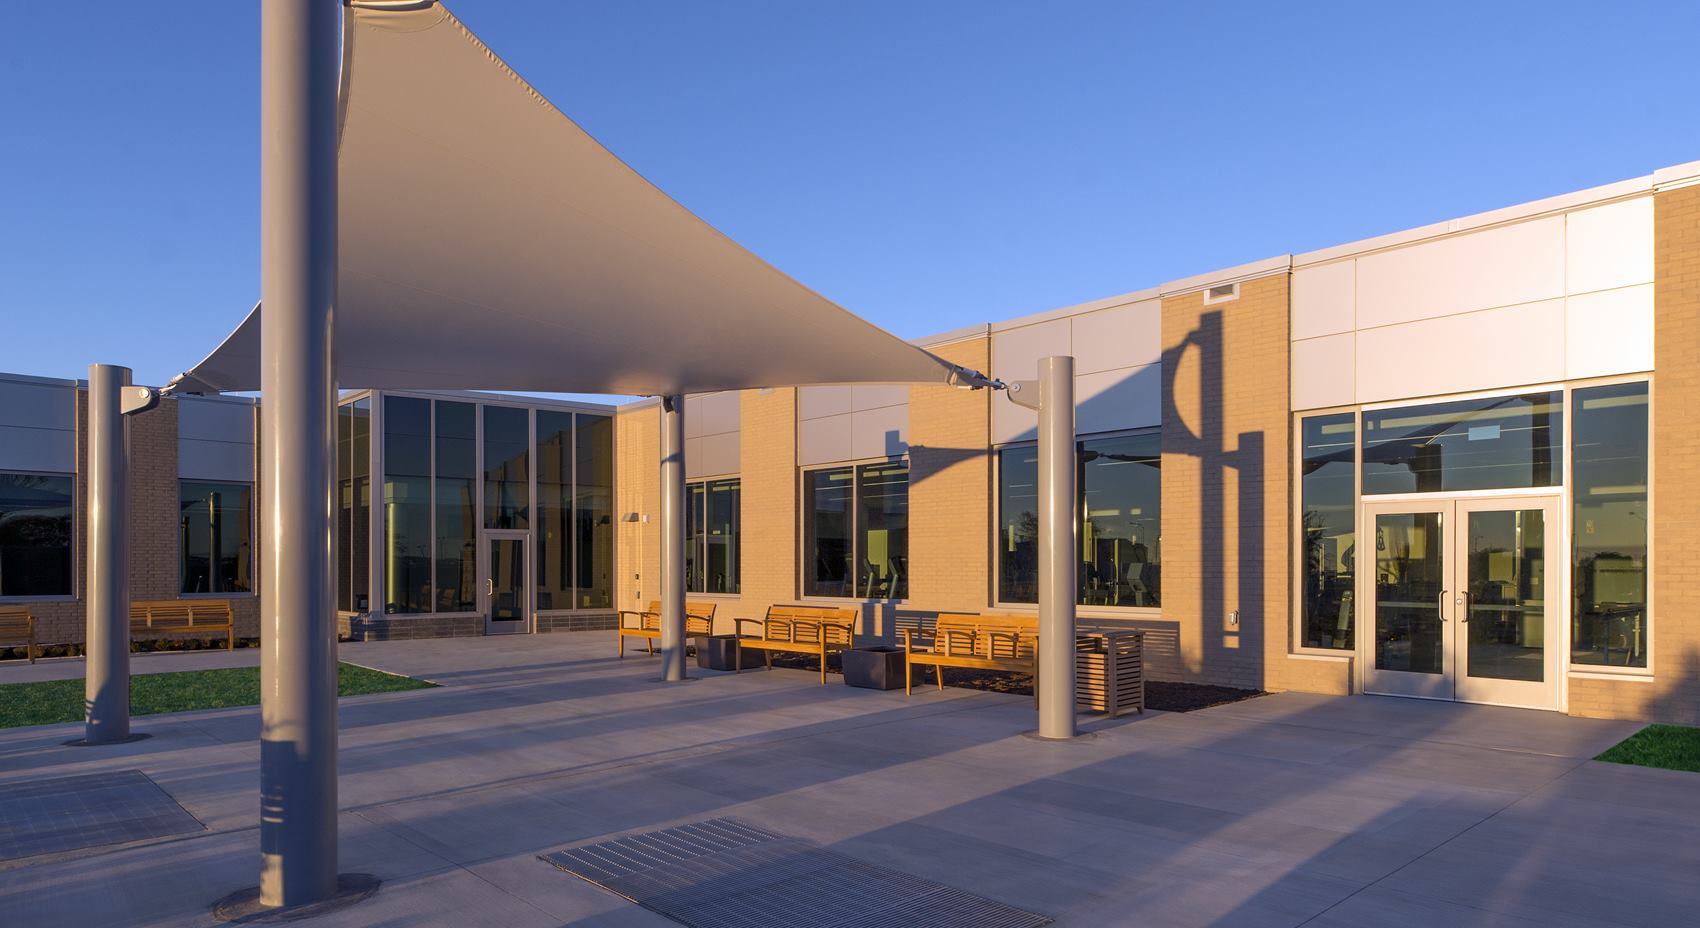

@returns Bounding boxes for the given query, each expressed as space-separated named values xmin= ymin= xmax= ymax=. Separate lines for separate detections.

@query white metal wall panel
xmin=1566 ymin=198 xmax=1654 ymax=296
xmin=0 ymin=381 xmax=75 ymax=473
xmin=1291 ymin=260 xmax=1355 ymax=340
xmin=798 ymin=412 xmax=853 ymax=466
xmin=1291 ymin=333 xmax=1356 ymax=411
xmin=798 ymin=385 xmax=854 ymax=420
xmin=177 ymin=397 xmax=256 ymax=483
xmin=849 ymin=403 xmax=909 ymax=461
xmin=1069 ymin=300 xmax=1161 ymax=373
xmin=1075 ymin=364 xmax=1161 ymax=437
xmin=683 ymin=391 xmax=739 ymax=440
xmin=685 ymin=430 xmax=741 ymax=479
xmin=1566 ymin=285 xmax=1655 ymax=380
xmin=1355 ymin=216 xmax=1565 ymax=330
xmin=1355 ymin=300 xmax=1566 ymax=404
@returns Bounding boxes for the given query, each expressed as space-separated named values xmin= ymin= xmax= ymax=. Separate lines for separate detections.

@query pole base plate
xmin=212 ymin=873 xmax=381 ymax=923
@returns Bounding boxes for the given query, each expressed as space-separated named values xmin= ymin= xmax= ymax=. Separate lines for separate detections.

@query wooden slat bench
xmin=734 ymin=605 xmax=857 ymax=685
xmin=0 ymin=605 xmax=38 ymax=663
xmin=130 ymin=599 xmax=236 ymax=650
xmin=902 ymin=612 xmax=1039 ymax=705
xmin=616 ymin=601 xmax=718 ymax=657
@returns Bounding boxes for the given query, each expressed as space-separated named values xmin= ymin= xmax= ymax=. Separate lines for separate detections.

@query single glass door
xmin=482 ymin=531 xmax=530 ymax=635
xmin=1362 ymin=502 xmax=1454 ymax=699
xmin=1454 ymin=497 xmax=1558 ymax=708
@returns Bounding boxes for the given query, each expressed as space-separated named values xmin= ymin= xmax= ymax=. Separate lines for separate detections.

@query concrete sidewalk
xmin=0 ymin=631 xmax=1687 ymax=928
xmin=0 ymin=647 xmax=260 ymax=684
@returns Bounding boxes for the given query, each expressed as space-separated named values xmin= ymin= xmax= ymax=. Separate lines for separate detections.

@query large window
xmin=803 ymin=460 xmax=908 ymax=599
xmin=536 ymin=410 xmax=574 ymax=611
xmin=434 ymin=401 xmax=477 ymax=612
xmin=1571 ymin=382 xmax=1649 ymax=668
xmin=574 ymin=414 xmax=613 ymax=608
xmin=1362 ymin=392 xmax=1562 ymax=494
xmin=483 ymin=405 xmax=529 ymax=529
xmin=337 ymin=398 xmax=371 ymax=612
xmin=1298 ymin=413 xmax=1355 ymax=649
xmin=384 ymin=396 xmax=432 ymax=614
xmin=685 ymin=478 xmax=740 ymax=594
xmin=0 ymin=472 xmax=74 ymax=598
xmin=179 ymin=481 xmax=252 ymax=594
xmin=998 ymin=432 xmax=1160 ymax=608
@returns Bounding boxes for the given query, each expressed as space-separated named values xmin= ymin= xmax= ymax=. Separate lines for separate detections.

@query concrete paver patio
xmin=0 ymin=631 xmax=1691 ymax=927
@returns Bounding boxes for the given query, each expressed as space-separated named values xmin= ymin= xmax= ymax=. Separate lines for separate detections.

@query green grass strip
xmin=1596 ymin=724 xmax=1700 ymax=773
xmin=0 ymin=662 xmax=434 ymax=730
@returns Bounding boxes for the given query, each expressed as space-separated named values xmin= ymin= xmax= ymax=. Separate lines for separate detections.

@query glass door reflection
xmin=482 ymin=531 xmax=530 ymax=635
xmin=1455 ymin=498 xmax=1557 ymax=707
xmin=1363 ymin=504 xmax=1453 ymax=699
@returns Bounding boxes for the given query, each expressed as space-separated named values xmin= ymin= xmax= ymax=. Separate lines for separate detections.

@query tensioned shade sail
xmin=170 ymin=0 xmax=984 ymax=396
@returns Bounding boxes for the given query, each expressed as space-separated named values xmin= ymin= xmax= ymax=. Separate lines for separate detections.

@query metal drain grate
xmin=544 ymin=818 xmax=1051 ymax=928
xmin=0 ymin=769 xmax=203 ymax=861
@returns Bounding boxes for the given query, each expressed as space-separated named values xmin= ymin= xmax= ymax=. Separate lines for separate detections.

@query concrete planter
xmin=695 ymin=634 xmax=742 ymax=671
xmin=842 ymin=646 xmax=906 ymax=690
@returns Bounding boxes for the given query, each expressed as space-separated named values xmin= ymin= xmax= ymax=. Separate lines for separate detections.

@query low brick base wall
xmin=537 ymin=612 xmax=617 ymax=633
xmin=339 ymin=611 xmax=617 ymax=641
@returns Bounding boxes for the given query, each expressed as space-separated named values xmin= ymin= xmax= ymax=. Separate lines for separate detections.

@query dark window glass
xmin=1362 ymin=392 xmax=1562 ymax=494
xmin=685 ymin=477 xmax=741 ymax=595
xmin=1300 ymin=413 xmax=1355 ymax=649
xmin=685 ymin=482 xmax=705 ymax=593
xmin=483 ymin=405 xmax=529 ymax=529
xmin=434 ymin=401 xmax=477 ymax=612
xmin=1000 ymin=432 xmax=1161 ymax=608
xmin=1571 ymin=382 xmax=1649 ymax=668
xmin=803 ymin=467 xmax=854 ymax=597
xmin=179 ymin=481 xmax=253 ymax=594
xmin=384 ymin=395 xmax=432 ymax=614
xmin=857 ymin=462 xmax=908 ymax=599
xmin=535 ymin=410 xmax=573 ymax=610
xmin=574 ymin=413 xmax=614 ymax=608
xmin=336 ymin=399 xmax=371 ymax=612
xmin=0 ymin=472 xmax=74 ymax=597
xmin=705 ymin=478 xmax=740 ymax=595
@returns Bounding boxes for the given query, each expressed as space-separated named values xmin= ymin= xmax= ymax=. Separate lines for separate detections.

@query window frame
xmin=684 ymin=473 xmax=741 ymax=597
xmin=798 ymin=455 xmax=909 ymax=603
xmin=177 ymin=478 xmax=257 ymax=599
xmin=0 ymin=467 xmax=79 ymax=603
xmin=990 ymin=427 xmax=1164 ymax=618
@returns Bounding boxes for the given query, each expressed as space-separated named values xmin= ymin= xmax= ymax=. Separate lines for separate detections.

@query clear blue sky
xmin=3 ymin=1 xmax=1697 ymax=390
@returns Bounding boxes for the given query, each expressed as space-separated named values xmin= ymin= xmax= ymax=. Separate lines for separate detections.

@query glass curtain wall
xmin=483 ymin=405 xmax=529 ymax=530
xmin=536 ymin=410 xmax=574 ymax=611
xmin=336 ymin=398 xmax=371 ymax=611
xmin=384 ymin=396 xmax=432 ymax=613
xmin=435 ymin=401 xmax=477 ymax=612
xmin=1571 ymin=382 xmax=1649 ymax=668
xmin=804 ymin=467 xmax=854 ymax=597
xmin=574 ymin=413 xmax=614 ymax=609
xmin=1299 ymin=413 xmax=1355 ymax=649
xmin=999 ymin=432 xmax=1160 ymax=607
xmin=179 ymin=481 xmax=253 ymax=594
xmin=0 ymin=473 xmax=74 ymax=597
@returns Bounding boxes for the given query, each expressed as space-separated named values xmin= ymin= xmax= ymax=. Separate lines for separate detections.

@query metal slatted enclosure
xmin=1075 ymin=630 xmax=1145 ymax=718
xmin=544 ymin=818 xmax=1052 ymax=928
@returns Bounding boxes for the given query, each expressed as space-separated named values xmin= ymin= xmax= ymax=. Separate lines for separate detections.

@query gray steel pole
xmin=1036 ymin=356 xmax=1078 ymax=739
xmin=658 ymin=395 xmax=687 ymax=681
xmin=84 ymin=363 xmax=132 ymax=744
xmin=258 ymin=0 xmax=340 ymax=907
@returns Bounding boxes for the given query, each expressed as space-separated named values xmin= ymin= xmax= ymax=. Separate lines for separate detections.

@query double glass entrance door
xmin=1362 ymin=496 xmax=1558 ymax=709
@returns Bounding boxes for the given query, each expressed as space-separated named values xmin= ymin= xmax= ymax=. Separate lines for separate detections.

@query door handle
xmin=1437 ymin=589 xmax=1448 ymax=621
xmin=486 ymin=577 xmax=493 ymax=596
xmin=1460 ymin=590 xmax=1471 ymax=623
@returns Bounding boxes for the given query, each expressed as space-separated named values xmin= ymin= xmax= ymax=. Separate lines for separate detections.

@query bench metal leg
xmin=905 ymin=659 xmax=911 ymax=695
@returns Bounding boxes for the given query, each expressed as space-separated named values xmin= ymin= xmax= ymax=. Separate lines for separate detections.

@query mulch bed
xmin=762 ymin=653 xmax=1264 ymax=712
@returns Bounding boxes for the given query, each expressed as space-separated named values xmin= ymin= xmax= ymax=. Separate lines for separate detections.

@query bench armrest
xmin=615 ymin=610 xmax=649 ymax=630
xmin=734 ymin=616 xmax=763 ymax=638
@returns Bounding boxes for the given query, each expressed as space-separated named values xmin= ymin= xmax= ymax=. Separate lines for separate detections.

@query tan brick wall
xmin=1570 ymin=182 xmax=1700 ymax=724
xmin=615 ymin=402 xmax=662 ymax=620
xmin=731 ymin=387 xmax=800 ymax=631
xmin=1158 ymin=274 xmax=1296 ymax=690
xmin=905 ymin=337 xmax=992 ymax=619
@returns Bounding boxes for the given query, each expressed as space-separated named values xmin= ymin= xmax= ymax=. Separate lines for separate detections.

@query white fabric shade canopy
xmin=170 ymin=0 xmax=986 ymax=396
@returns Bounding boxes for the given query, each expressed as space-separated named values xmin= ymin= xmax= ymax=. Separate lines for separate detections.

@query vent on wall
xmin=1203 ymin=282 xmax=1240 ymax=304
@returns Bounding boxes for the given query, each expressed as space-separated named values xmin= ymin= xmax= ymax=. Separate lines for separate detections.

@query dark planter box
xmin=842 ymin=646 xmax=906 ymax=690
xmin=695 ymin=634 xmax=742 ymax=671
